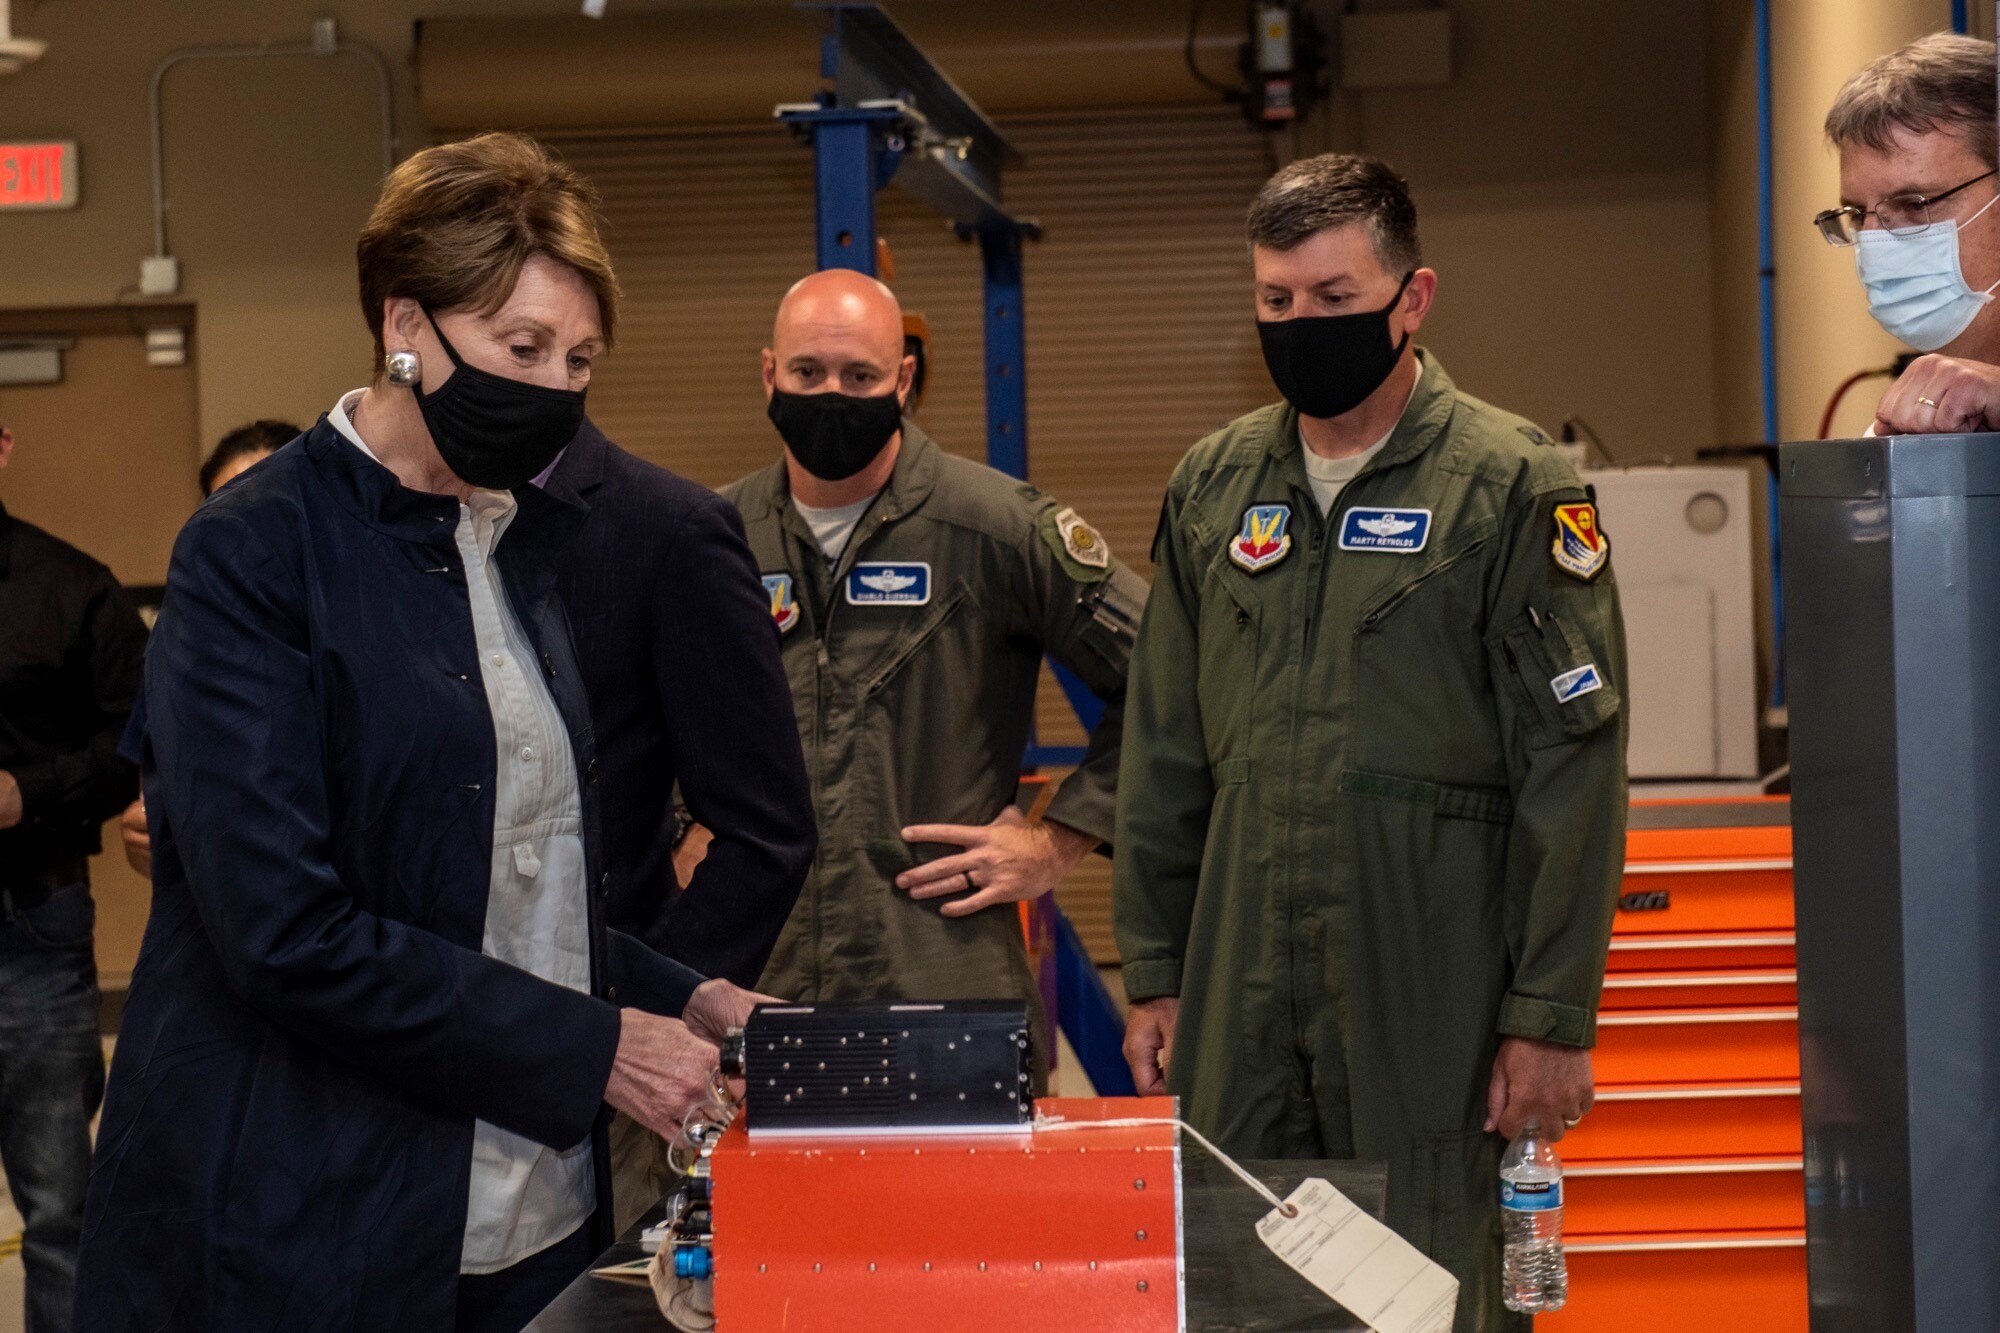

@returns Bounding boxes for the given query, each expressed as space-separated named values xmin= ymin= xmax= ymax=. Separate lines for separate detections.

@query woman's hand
xmin=683 ymin=978 xmax=778 ymax=1047
xmin=604 ymin=1009 xmax=719 ymax=1137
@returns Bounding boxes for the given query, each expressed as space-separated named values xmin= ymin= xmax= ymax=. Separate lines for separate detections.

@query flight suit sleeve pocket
xmin=1496 ymin=611 xmax=1620 ymax=749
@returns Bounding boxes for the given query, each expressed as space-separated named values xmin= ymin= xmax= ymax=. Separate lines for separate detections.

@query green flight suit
xmin=725 ymin=424 xmax=1146 ymax=1077
xmin=1114 ymin=352 xmax=1627 ymax=1332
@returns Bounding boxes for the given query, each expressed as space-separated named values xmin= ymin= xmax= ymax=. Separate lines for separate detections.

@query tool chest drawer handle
xmin=1593 ymin=1084 xmax=1800 ymax=1102
xmin=1624 ymin=858 xmax=1793 ymax=875
xmin=1601 ymin=972 xmax=1796 ymax=988
xmin=1567 ymin=1235 xmax=1807 ymax=1255
xmin=1596 ymin=1008 xmax=1797 ymax=1027
xmin=1566 ymin=1158 xmax=1803 ymax=1178
xmin=1609 ymin=935 xmax=1795 ymax=950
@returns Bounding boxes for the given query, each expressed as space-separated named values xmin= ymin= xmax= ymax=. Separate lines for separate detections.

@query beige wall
xmin=1298 ymin=0 xmax=1719 ymax=464
xmin=1 ymin=0 xmax=1723 ymax=473
xmin=1706 ymin=0 xmax=1958 ymax=444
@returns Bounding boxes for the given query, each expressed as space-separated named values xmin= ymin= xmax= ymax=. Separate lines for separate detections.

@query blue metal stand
xmin=779 ymin=2 xmax=1133 ymax=1095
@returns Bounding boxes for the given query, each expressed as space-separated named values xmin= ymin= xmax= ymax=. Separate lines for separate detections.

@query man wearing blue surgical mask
xmin=1821 ymin=33 xmax=2000 ymax=435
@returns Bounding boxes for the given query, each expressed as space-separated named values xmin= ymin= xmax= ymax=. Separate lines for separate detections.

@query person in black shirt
xmin=0 ymin=420 xmax=148 ymax=1333
xmin=118 ymin=418 xmax=300 ymax=878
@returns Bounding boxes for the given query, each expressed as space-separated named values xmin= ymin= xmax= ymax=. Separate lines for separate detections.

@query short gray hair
xmin=1825 ymin=32 xmax=1998 ymax=168
xmin=1246 ymin=153 xmax=1422 ymax=275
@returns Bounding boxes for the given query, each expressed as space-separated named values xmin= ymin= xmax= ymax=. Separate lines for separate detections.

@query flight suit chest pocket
xmin=1496 ymin=608 xmax=1620 ymax=748
xmin=859 ymin=582 xmax=971 ymax=697
xmin=1355 ymin=517 xmax=1497 ymax=633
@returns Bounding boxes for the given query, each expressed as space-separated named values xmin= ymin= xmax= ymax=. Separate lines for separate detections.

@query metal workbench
xmin=527 ymin=1155 xmax=1388 ymax=1331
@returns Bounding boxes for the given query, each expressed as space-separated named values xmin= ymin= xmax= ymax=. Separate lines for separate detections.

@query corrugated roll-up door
xmin=548 ymin=107 xmax=1275 ymax=962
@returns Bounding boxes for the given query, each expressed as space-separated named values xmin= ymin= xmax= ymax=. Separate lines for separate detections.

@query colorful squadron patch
xmin=763 ymin=573 xmax=800 ymax=635
xmin=1551 ymin=502 xmax=1609 ymax=582
xmin=1230 ymin=504 xmax=1294 ymax=574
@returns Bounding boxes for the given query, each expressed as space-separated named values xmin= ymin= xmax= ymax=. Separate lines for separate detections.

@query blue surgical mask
xmin=1854 ymin=191 xmax=2000 ymax=351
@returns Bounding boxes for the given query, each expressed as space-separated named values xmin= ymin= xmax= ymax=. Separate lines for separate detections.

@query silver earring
xmin=385 ymin=349 xmax=422 ymax=388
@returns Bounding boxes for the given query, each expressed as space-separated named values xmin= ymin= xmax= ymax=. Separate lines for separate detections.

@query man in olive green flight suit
xmin=718 ymin=270 xmax=1146 ymax=1078
xmin=1115 ymin=155 xmax=1627 ymax=1331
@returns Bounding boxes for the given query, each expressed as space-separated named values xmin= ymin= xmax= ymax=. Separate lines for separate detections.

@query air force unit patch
xmin=763 ymin=573 xmax=800 ymax=635
xmin=1552 ymin=502 xmax=1609 ymax=581
xmin=1230 ymin=504 xmax=1293 ymax=573
xmin=1338 ymin=506 xmax=1432 ymax=553
xmin=1551 ymin=664 xmax=1604 ymax=705
xmin=1054 ymin=506 xmax=1110 ymax=570
xmin=846 ymin=561 xmax=932 ymax=607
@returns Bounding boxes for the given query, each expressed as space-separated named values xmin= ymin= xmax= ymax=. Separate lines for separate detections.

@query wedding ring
xmin=1917 ymin=396 xmax=1940 ymax=408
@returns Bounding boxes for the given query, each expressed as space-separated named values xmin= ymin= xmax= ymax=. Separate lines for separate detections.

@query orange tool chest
xmin=1542 ymin=797 xmax=1806 ymax=1333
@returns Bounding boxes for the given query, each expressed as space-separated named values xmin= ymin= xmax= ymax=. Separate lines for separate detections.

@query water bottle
xmin=1500 ymin=1120 xmax=1568 ymax=1313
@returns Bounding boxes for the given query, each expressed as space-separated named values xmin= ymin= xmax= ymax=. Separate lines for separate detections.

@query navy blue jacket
xmin=546 ymin=423 xmax=813 ymax=986
xmin=76 ymin=423 xmax=702 ymax=1331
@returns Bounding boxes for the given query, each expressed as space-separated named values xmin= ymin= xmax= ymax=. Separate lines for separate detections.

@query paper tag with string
xmin=1255 ymin=1178 xmax=1458 ymax=1333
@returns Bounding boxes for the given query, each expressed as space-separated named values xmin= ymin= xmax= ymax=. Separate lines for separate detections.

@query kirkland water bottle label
xmin=1500 ymin=1179 xmax=1563 ymax=1212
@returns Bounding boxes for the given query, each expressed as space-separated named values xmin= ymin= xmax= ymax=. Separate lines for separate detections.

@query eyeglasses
xmin=1814 ymin=169 xmax=1999 ymax=246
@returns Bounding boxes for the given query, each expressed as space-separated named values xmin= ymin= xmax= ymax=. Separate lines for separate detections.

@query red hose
xmin=1819 ymin=367 xmax=1895 ymax=439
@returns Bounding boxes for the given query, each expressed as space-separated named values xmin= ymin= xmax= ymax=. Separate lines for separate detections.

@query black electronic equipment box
xmin=723 ymin=1000 xmax=1032 ymax=1136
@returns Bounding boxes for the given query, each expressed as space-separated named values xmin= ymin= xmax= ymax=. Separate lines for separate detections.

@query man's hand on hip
xmin=0 ymin=770 xmax=21 ymax=831
xmin=1874 ymin=354 xmax=2000 ymax=436
xmin=1123 ymin=996 xmax=1179 ymax=1096
xmin=121 ymin=797 xmax=152 ymax=877
xmin=895 ymin=808 xmax=1097 ymax=917
xmin=604 ymin=1009 xmax=720 ymax=1137
xmin=1486 ymin=1036 xmax=1594 ymax=1141
xmin=682 ymin=977 xmax=778 ymax=1047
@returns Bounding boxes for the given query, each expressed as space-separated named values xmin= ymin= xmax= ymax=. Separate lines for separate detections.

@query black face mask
xmin=767 ymin=388 xmax=904 ymax=482
xmin=1256 ymin=270 xmax=1415 ymax=420
xmin=415 ymin=311 xmax=587 ymax=490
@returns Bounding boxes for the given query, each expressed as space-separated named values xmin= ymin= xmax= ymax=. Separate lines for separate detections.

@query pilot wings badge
xmin=763 ymin=573 xmax=800 ymax=635
xmin=1230 ymin=504 xmax=1294 ymax=574
xmin=845 ymin=561 xmax=933 ymax=606
xmin=1551 ymin=502 xmax=1609 ymax=581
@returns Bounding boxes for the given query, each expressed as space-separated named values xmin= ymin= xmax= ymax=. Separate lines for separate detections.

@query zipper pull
xmin=1527 ymin=604 xmax=1542 ymax=630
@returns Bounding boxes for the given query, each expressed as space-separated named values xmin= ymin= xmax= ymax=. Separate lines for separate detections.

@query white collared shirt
xmin=330 ymin=391 xmax=595 ymax=1273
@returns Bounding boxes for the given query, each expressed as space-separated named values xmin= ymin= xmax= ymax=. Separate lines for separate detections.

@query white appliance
xmin=1580 ymin=466 xmax=1761 ymax=780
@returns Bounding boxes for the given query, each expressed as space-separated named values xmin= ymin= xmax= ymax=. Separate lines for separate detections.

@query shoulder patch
xmin=762 ymin=573 xmax=801 ymax=635
xmin=1552 ymin=502 xmax=1609 ymax=581
xmin=1230 ymin=503 xmax=1294 ymax=573
xmin=1038 ymin=504 xmax=1114 ymax=582
xmin=1055 ymin=506 xmax=1111 ymax=570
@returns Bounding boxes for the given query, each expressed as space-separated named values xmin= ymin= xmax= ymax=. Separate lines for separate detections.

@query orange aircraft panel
xmin=709 ymin=1097 xmax=1182 ymax=1332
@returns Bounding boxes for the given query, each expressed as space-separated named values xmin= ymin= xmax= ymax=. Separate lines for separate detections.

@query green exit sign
xmin=0 ymin=141 xmax=78 ymax=210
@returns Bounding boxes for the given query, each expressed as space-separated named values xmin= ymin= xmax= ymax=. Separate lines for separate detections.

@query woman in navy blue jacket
xmin=75 ymin=134 xmax=746 ymax=1333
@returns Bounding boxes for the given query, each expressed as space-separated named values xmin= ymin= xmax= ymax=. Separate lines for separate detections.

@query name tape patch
xmin=1338 ymin=506 xmax=1432 ymax=554
xmin=1551 ymin=664 xmax=1604 ymax=704
xmin=846 ymin=561 xmax=932 ymax=607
